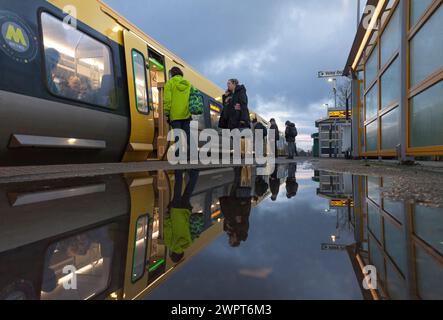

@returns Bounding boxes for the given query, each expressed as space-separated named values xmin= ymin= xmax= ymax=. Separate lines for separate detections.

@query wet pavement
xmin=0 ymin=162 xmax=442 ymax=300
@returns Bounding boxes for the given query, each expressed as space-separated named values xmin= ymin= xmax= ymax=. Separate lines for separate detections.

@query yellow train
xmin=0 ymin=166 xmax=278 ymax=300
xmin=0 ymin=0 xmax=278 ymax=166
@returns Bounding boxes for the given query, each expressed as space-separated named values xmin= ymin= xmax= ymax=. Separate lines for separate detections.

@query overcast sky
xmin=104 ymin=0 xmax=360 ymax=150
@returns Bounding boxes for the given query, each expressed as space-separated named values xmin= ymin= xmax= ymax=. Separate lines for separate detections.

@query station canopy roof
xmin=343 ymin=0 xmax=381 ymax=76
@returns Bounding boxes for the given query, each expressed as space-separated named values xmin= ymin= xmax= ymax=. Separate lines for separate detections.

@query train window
xmin=209 ymin=102 xmax=222 ymax=129
xmin=131 ymin=215 xmax=149 ymax=283
xmin=131 ymin=50 xmax=150 ymax=114
xmin=147 ymin=50 xmax=166 ymax=116
xmin=41 ymin=13 xmax=117 ymax=109
xmin=40 ymin=224 xmax=116 ymax=300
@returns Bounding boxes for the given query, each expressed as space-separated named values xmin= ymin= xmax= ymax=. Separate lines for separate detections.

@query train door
xmin=147 ymin=171 xmax=170 ymax=284
xmin=122 ymin=174 xmax=155 ymax=299
xmin=122 ymin=31 xmax=155 ymax=162
xmin=147 ymin=49 xmax=169 ymax=160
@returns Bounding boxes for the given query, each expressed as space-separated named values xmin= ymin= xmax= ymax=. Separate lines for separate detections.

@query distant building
xmin=315 ymin=109 xmax=352 ymax=158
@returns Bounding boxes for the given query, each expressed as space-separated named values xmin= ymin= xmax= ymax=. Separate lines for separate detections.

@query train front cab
xmin=0 ymin=0 xmax=174 ymax=165
xmin=0 ymin=174 xmax=131 ymax=300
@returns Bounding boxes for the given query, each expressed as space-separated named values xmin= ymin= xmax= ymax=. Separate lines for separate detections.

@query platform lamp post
xmin=327 ymin=79 xmax=339 ymax=158
xmin=328 ymin=77 xmax=337 ymax=109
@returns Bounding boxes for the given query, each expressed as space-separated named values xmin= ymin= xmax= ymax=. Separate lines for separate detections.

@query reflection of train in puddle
xmin=0 ymin=166 xmax=272 ymax=300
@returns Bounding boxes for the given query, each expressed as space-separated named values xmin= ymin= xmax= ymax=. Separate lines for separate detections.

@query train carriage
xmin=0 ymin=167 xmax=241 ymax=300
xmin=0 ymin=0 xmax=267 ymax=166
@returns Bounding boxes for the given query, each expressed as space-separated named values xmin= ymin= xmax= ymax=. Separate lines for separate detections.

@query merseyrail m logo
xmin=0 ymin=12 xmax=37 ymax=63
xmin=4 ymin=23 xmax=28 ymax=50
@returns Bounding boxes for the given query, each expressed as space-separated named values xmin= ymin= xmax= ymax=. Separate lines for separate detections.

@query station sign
xmin=330 ymin=199 xmax=354 ymax=207
xmin=328 ymin=110 xmax=352 ymax=119
xmin=318 ymin=70 xmax=343 ymax=78
xmin=321 ymin=243 xmax=347 ymax=251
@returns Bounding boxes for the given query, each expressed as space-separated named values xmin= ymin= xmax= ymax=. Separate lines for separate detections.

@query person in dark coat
xmin=286 ymin=163 xmax=299 ymax=199
xmin=252 ymin=118 xmax=267 ymax=154
xmin=269 ymin=165 xmax=280 ymax=201
xmin=220 ymin=167 xmax=252 ymax=247
xmin=219 ymin=88 xmax=232 ymax=129
xmin=285 ymin=121 xmax=298 ymax=159
xmin=269 ymin=119 xmax=280 ymax=157
xmin=254 ymin=175 xmax=269 ymax=198
xmin=221 ymin=79 xmax=251 ymax=130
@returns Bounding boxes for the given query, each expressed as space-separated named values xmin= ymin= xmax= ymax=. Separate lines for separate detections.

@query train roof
xmin=47 ymin=0 xmax=224 ymax=99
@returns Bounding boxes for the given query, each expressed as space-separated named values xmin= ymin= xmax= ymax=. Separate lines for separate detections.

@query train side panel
xmin=0 ymin=0 xmax=130 ymax=165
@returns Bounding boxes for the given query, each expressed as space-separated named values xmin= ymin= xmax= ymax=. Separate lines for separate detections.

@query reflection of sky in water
xmin=148 ymin=167 xmax=363 ymax=300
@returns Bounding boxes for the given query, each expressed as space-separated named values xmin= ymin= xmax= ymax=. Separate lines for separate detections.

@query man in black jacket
xmin=286 ymin=163 xmax=299 ymax=199
xmin=285 ymin=121 xmax=298 ymax=159
xmin=269 ymin=165 xmax=280 ymax=202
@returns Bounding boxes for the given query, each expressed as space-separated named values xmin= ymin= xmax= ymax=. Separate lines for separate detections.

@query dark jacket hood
xmin=235 ymin=85 xmax=246 ymax=94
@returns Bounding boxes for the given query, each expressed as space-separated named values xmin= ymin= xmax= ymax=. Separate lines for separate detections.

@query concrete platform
xmin=0 ymin=158 xmax=302 ymax=184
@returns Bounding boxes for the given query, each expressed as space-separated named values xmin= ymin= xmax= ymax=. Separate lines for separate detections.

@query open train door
xmin=122 ymin=30 xmax=155 ymax=162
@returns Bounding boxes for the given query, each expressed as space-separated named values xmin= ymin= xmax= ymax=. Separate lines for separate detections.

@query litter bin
xmin=311 ymin=133 xmax=319 ymax=158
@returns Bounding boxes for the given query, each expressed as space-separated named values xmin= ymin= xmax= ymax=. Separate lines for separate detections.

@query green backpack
xmin=189 ymin=86 xmax=204 ymax=115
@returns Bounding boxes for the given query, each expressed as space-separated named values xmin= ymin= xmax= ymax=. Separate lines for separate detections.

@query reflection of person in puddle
xmin=286 ymin=163 xmax=299 ymax=199
xmin=220 ymin=167 xmax=252 ymax=248
xmin=165 ymin=170 xmax=199 ymax=263
xmin=269 ymin=165 xmax=280 ymax=202
xmin=254 ymin=175 xmax=269 ymax=198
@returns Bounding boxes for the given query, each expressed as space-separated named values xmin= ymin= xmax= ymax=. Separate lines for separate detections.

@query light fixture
xmin=112 ymin=26 xmax=122 ymax=33
xmin=352 ymin=0 xmax=387 ymax=70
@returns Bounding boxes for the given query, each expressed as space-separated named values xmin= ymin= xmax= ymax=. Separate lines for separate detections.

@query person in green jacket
xmin=164 ymin=67 xmax=192 ymax=159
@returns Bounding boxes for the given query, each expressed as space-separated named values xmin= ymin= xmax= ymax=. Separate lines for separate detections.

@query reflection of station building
xmin=316 ymin=170 xmax=353 ymax=200
xmin=349 ymin=175 xmax=443 ymax=300
xmin=314 ymin=171 xmax=355 ymax=247
xmin=315 ymin=170 xmax=443 ymax=300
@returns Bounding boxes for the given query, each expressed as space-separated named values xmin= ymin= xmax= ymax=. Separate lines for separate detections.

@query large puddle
xmin=1 ymin=162 xmax=442 ymax=300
